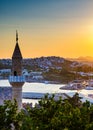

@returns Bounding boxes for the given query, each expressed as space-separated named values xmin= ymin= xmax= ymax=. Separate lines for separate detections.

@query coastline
xmin=1 ymin=80 xmax=93 ymax=106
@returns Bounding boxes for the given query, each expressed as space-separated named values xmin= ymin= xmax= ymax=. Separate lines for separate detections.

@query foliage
xmin=43 ymin=68 xmax=76 ymax=83
xmin=76 ymin=65 xmax=93 ymax=73
xmin=23 ymin=93 xmax=93 ymax=130
xmin=1 ymin=93 xmax=93 ymax=129
xmin=0 ymin=99 xmax=23 ymax=130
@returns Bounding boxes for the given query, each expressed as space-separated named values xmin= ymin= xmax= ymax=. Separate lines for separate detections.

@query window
xmin=14 ymin=71 xmax=17 ymax=76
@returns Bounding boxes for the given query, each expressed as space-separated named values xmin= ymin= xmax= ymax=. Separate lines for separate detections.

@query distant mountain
xmin=77 ymin=56 xmax=93 ymax=61
xmin=67 ymin=56 xmax=93 ymax=62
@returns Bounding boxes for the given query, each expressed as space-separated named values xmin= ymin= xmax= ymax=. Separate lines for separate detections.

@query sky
xmin=0 ymin=0 xmax=93 ymax=58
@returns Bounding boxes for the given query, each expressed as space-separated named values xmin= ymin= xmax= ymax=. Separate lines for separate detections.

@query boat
xmin=60 ymin=80 xmax=87 ymax=90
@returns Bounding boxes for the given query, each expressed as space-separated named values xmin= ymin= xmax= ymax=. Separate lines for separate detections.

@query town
xmin=0 ymin=56 xmax=93 ymax=84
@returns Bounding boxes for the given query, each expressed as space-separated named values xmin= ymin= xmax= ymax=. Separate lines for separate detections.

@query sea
xmin=1 ymin=80 xmax=93 ymax=106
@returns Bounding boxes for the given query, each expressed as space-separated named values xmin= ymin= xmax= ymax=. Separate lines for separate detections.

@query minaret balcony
xmin=9 ymin=76 xmax=25 ymax=83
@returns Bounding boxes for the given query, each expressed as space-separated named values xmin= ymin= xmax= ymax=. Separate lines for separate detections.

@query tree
xmin=0 ymin=100 xmax=23 ymax=130
xmin=1 ymin=93 xmax=93 ymax=130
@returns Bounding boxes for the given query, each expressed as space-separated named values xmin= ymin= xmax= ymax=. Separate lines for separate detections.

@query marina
xmin=1 ymin=80 xmax=93 ymax=106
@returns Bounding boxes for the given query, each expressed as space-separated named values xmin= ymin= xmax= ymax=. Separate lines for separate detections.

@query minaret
xmin=9 ymin=31 xmax=25 ymax=109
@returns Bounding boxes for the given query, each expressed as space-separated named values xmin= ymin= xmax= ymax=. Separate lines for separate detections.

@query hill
xmin=0 ymin=56 xmax=92 ymax=83
xmin=67 ymin=56 xmax=93 ymax=62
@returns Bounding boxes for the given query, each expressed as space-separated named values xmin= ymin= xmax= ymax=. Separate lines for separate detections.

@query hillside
xmin=0 ymin=56 xmax=93 ymax=83
xmin=23 ymin=56 xmax=72 ymax=71
xmin=67 ymin=56 xmax=93 ymax=62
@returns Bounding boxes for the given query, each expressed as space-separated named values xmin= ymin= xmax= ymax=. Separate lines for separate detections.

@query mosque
xmin=0 ymin=31 xmax=25 ymax=109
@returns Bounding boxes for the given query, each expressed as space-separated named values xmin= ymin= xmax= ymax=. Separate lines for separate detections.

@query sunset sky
xmin=0 ymin=0 xmax=93 ymax=58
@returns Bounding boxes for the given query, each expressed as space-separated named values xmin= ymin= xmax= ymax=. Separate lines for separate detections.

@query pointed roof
xmin=12 ymin=31 xmax=22 ymax=59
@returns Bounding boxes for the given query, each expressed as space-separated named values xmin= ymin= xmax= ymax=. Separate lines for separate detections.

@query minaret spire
xmin=9 ymin=31 xmax=25 ymax=110
xmin=12 ymin=30 xmax=22 ymax=59
xmin=16 ymin=30 xmax=18 ymax=43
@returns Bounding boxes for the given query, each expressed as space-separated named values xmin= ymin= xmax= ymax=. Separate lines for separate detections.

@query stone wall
xmin=0 ymin=87 xmax=12 ymax=105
